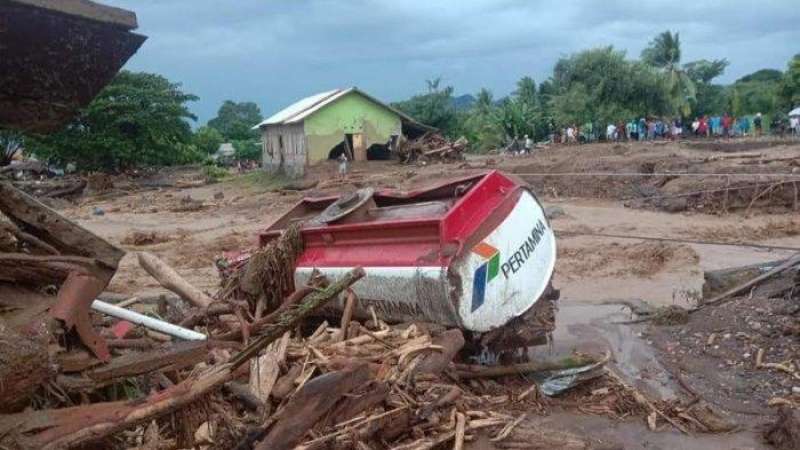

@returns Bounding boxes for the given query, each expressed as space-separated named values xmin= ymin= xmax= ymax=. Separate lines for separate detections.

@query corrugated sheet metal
xmin=254 ymin=89 xmax=343 ymax=128
xmin=253 ymin=87 xmax=434 ymax=132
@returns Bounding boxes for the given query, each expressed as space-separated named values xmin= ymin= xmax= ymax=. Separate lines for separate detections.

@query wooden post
xmin=352 ymin=133 xmax=367 ymax=161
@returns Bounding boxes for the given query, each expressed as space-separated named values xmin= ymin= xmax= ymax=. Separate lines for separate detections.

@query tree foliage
xmin=779 ymin=54 xmax=800 ymax=109
xmin=232 ymin=139 xmax=262 ymax=161
xmin=207 ymin=101 xmax=263 ymax=141
xmin=549 ymin=47 xmax=670 ymax=126
xmin=392 ymin=78 xmax=459 ymax=136
xmin=27 ymin=71 xmax=199 ymax=171
xmin=193 ymin=126 xmax=224 ymax=155
xmin=641 ymin=31 xmax=696 ymax=116
xmin=684 ymin=59 xmax=729 ymax=84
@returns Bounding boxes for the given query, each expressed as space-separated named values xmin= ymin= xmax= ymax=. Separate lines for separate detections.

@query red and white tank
xmin=259 ymin=170 xmax=558 ymax=346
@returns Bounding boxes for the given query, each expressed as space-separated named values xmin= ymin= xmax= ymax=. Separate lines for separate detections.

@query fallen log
xmin=413 ymin=329 xmax=464 ymax=377
xmin=87 ymin=341 xmax=208 ymax=383
xmin=321 ymin=380 xmax=390 ymax=428
xmin=0 ymin=253 xmax=97 ymax=284
xmin=0 ymin=222 xmax=59 ymax=255
xmin=0 ymin=181 xmax=124 ymax=269
xmin=454 ymin=354 xmax=598 ymax=380
xmin=254 ymin=363 xmax=371 ymax=450
xmin=137 ymin=252 xmax=214 ymax=308
xmin=0 ymin=267 xmax=364 ymax=450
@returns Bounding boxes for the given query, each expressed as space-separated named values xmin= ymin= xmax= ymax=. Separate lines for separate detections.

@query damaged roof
xmin=253 ymin=87 xmax=434 ymax=131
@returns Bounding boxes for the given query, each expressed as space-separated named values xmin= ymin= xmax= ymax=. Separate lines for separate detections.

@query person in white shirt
xmin=790 ymin=116 xmax=800 ymax=137
xmin=523 ymin=134 xmax=533 ymax=154
xmin=606 ymin=124 xmax=617 ymax=141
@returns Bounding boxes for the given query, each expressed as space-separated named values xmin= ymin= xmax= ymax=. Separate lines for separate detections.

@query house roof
xmin=216 ymin=143 xmax=235 ymax=156
xmin=0 ymin=0 xmax=145 ymax=133
xmin=253 ymin=87 xmax=434 ymax=131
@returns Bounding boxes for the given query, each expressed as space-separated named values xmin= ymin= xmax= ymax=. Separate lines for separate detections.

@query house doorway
xmin=328 ymin=134 xmax=354 ymax=160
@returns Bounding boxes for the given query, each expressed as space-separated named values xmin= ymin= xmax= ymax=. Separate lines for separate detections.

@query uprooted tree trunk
xmin=0 ymin=267 xmax=365 ymax=450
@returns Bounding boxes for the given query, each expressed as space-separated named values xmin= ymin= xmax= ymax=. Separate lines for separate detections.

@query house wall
xmin=303 ymin=91 xmax=402 ymax=164
xmin=261 ymin=123 xmax=306 ymax=178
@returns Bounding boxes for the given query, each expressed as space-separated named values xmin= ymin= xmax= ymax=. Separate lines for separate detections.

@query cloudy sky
xmin=104 ymin=0 xmax=800 ymax=124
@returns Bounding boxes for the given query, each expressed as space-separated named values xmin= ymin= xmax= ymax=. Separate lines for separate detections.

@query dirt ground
xmin=60 ymin=137 xmax=800 ymax=449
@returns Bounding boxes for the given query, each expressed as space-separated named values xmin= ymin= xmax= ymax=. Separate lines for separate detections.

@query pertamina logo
xmin=471 ymin=242 xmax=500 ymax=312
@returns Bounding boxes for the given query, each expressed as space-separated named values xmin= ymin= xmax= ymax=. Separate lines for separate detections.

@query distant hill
xmin=736 ymin=69 xmax=783 ymax=84
xmin=451 ymin=94 xmax=476 ymax=111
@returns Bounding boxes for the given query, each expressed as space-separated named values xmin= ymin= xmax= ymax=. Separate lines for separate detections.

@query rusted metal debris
xmin=0 ymin=182 xmax=123 ymax=361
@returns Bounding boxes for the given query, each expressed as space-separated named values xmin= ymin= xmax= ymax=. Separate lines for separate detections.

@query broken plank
xmin=249 ymin=331 xmax=290 ymax=403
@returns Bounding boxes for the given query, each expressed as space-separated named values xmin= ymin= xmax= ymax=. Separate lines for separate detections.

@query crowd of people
xmin=602 ymin=113 xmax=766 ymax=142
xmin=551 ymin=112 xmax=800 ymax=145
xmin=504 ymin=110 xmax=799 ymax=155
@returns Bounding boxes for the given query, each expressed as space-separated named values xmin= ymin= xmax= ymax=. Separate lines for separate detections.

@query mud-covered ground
xmin=59 ymin=137 xmax=800 ymax=449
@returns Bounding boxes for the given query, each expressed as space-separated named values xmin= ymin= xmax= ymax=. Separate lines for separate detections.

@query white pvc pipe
xmin=91 ymin=300 xmax=207 ymax=341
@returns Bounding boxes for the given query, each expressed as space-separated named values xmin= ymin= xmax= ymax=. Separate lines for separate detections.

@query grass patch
xmin=202 ymin=164 xmax=230 ymax=182
xmin=230 ymin=171 xmax=294 ymax=192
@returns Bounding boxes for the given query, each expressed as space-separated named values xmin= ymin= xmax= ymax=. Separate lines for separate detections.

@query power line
xmin=516 ymin=172 xmax=800 ymax=178
xmin=555 ymin=230 xmax=800 ymax=252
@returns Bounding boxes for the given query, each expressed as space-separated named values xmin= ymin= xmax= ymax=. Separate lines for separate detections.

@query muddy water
xmin=549 ymin=199 xmax=799 ymax=306
xmin=508 ymin=303 xmax=770 ymax=450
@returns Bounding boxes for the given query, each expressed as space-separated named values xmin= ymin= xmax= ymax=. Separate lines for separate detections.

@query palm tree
xmin=642 ymin=31 xmax=696 ymax=116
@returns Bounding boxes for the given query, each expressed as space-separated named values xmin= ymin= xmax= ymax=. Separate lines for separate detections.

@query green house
xmin=253 ymin=87 xmax=430 ymax=177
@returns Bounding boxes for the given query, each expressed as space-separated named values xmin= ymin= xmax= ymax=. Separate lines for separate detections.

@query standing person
xmin=740 ymin=116 xmax=751 ymax=136
xmin=625 ymin=119 xmax=634 ymax=141
xmin=647 ymin=119 xmax=656 ymax=140
xmin=524 ymin=134 xmax=533 ymax=155
xmin=754 ymin=113 xmax=763 ymax=137
xmin=790 ymin=115 xmax=800 ymax=137
xmin=698 ymin=116 xmax=708 ymax=137
xmin=606 ymin=123 xmax=616 ymax=142
xmin=710 ymin=115 xmax=720 ymax=136
xmin=337 ymin=152 xmax=348 ymax=179
xmin=691 ymin=117 xmax=700 ymax=136
xmin=722 ymin=113 xmax=732 ymax=138
xmin=638 ymin=117 xmax=646 ymax=141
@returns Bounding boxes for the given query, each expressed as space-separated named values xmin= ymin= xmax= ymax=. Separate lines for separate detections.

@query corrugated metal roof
xmin=253 ymin=89 xmax=343 ymax=128
xmin=252 ymin=87 xmax=435 ymax=131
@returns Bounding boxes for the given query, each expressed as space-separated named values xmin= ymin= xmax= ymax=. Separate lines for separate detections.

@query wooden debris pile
xmin=0 ymin=182 xmax=742 ymax=450
xmin=396 ymin=132 xmax=468 ymax=163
